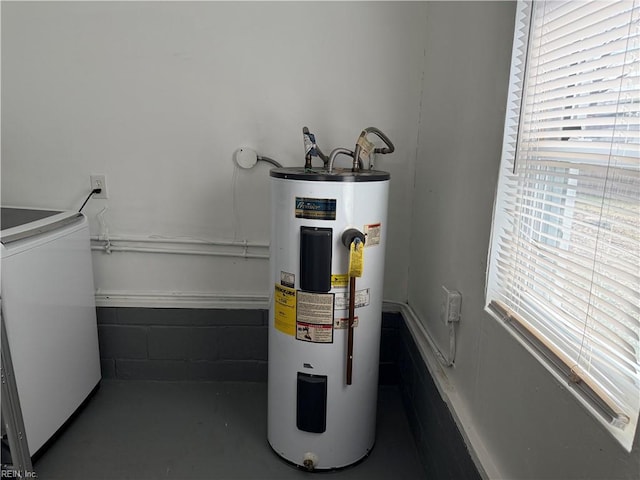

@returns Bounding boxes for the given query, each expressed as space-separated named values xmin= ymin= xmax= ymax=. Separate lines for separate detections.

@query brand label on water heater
xmin=295 ymin=197 xmax=337 ymax=220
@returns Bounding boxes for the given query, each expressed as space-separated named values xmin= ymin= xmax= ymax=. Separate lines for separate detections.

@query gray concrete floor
xmin=34 ymin=381 xmax=424 ymax=479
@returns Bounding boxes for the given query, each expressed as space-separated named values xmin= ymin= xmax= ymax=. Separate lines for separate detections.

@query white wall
xmin=1 ymin=1 xmax=426 ymax=304
xmin=409 ymin=2 xmax=639 ymax=479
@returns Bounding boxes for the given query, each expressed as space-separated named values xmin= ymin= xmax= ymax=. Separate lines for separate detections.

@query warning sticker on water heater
xmin=295 ymin=197 xmax=337 ymax=220
xmin=280 ymin=271 xmax=295 ymax=289
xmin=364 ymin=223 xmax=382 ymax=247
xmin=334 ymin=288 xmax=370 ymax=310
xmin=296 ymin=291 xmax=334 ymax=325
xmin=274 ymin=284 xmax=296 ymax=336
xmin=296 ymin=291 xmax=334 ymax=343
xmin=331 ymin=274 xmax=349 ymax=288
xmin=296 ymin=322 xmax=333 ymax=343
xmin=334 ymin=316 xmax=359 ymax=329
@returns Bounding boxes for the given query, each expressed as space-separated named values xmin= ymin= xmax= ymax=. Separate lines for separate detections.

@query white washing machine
xmin=1 ymin=207 xmax=101 ymax=456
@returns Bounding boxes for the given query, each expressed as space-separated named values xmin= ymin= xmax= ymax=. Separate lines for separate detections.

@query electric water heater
xmin=268 ymin=127 xmax=394 ymax=470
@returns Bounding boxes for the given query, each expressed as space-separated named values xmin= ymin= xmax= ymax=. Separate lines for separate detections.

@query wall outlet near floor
xmin=440 ymin=286 xmax=462 ymax=324
xmin=90 ymin=175 xmax=108 ymax=199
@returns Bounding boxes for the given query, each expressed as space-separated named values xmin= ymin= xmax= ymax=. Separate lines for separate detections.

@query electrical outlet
xmin=440 ymin=286 xmax=462 ymax=324
xmin=90 ymin=175 xmax=108 ymax=199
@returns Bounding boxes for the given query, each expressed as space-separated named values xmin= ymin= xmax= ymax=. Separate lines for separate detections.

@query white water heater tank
xmin=268 ymin=166 xmax=390 ymax=470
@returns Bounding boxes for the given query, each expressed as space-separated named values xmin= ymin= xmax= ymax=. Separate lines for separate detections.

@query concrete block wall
xmin=97 ymin=308 xmax=268 ymax=381
xmin=96 ymin=308 xmax=400 ymax=385
xmin=398 ymin=319 xmax=481 ymax=480
xmin=379 ymin=312 xmax=401 ymax=385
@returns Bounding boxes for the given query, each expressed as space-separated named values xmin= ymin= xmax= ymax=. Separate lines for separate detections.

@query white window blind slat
xmin=538 ymin=14 xmax=637 ymax=61
xmin=532 ymin=101 xmax=635 ymax=121
xmin=500 ymin=191 xmax=639 ymax=243
xmin=542 ymin=11 xmax=635 ymax=51
xmin=509 ymin=198 xmax=639 ymax=236
xmin=498 ymin=253 xmax=638 ymax=344
xmin=497 ymin=232 xmax=639 ymax=293
xmin=536 ymin=62 xmax=631 ymax=96
xmin=533 ymin=35 xmax=636 ymax=73
xmin=513 ymin=168 xmax=640 ymax=198
xmin=520 ymin=150 xmax=639 ymax=167
xmin=515 ymin=153 xmax=640 ymax=170
xmin=498 ymin=240 xmax=638 ymax=318
xmin=487 ymin=0 xmax=640 ymax=451
xmin=500 ymin=264 xmax=639 ymax=315
xmin=523 ymin=113 xmax=640 ymax=130
xmin=535 ymin=50 xmax=633 ymax=85
xmin=524 ymin=74 xmax=639 ymax=102
xmin=490 ymin=282 xmax=633 ymax=364
xmin=524 ymin=131 xmax=640 ymax=141
xmin=542 ymin=1 xmax=622 ymax=30
xmin=531 ymin=91 xmax=632 ymax=113
xmin=540 ymin=1 xmax=584 ymax=24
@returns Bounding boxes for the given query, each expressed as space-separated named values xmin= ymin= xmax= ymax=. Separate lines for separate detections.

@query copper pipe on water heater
xmin=346 ymin=276 xmax=356 ymax=385
xmin=341 ymin=228 xmax=366 ymax=386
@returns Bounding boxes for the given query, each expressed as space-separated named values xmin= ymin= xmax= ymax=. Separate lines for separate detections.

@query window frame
xmin=485 ymin=0 xmax=640 ymax=452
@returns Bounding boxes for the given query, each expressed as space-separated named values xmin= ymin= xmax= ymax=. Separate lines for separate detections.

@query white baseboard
xmin=94 ymin=290 xmax=270 ymax=309
xmin=95 ymin=290 xmax=412 ymax=311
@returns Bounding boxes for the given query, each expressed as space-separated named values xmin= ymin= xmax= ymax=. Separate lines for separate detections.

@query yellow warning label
xmin=274 ymin=284 xmax=296 ymax=336
xmin=331 ymin=274 xmax=349 ymax=288
xmin=348 ymin=240 xmax=364 ymax=277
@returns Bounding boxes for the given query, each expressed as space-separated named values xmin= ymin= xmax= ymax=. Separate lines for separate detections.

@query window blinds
xmin=487 ymin=0 xmax=639 ymax=451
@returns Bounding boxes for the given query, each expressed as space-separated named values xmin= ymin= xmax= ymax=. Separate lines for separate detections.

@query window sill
xmin=484 ymin=304 xmax=637 ymax=452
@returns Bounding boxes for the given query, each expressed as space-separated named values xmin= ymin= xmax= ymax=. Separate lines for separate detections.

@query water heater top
xmin=269 ymin=167 xmax=390 ymax=182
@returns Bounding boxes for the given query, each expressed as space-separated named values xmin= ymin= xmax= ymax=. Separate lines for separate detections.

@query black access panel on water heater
xmin=299 ymin=226 xmax=332 ymax=293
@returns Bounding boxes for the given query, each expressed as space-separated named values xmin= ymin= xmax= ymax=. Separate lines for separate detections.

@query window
xmin=486 ymin=0 xmax=639 ymax=451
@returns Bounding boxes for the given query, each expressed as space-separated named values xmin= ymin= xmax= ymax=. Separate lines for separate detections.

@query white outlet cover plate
xmin=90 ymin=175 xmax=108 ymax=199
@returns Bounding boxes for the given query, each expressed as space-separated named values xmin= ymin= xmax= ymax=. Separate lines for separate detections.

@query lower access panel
xmin=297 ymin=373 xmax=327 ymax=433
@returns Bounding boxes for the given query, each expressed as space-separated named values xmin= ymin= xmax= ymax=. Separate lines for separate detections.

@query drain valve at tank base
xmin=302 ymin=452 xmax=319 ymax=471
